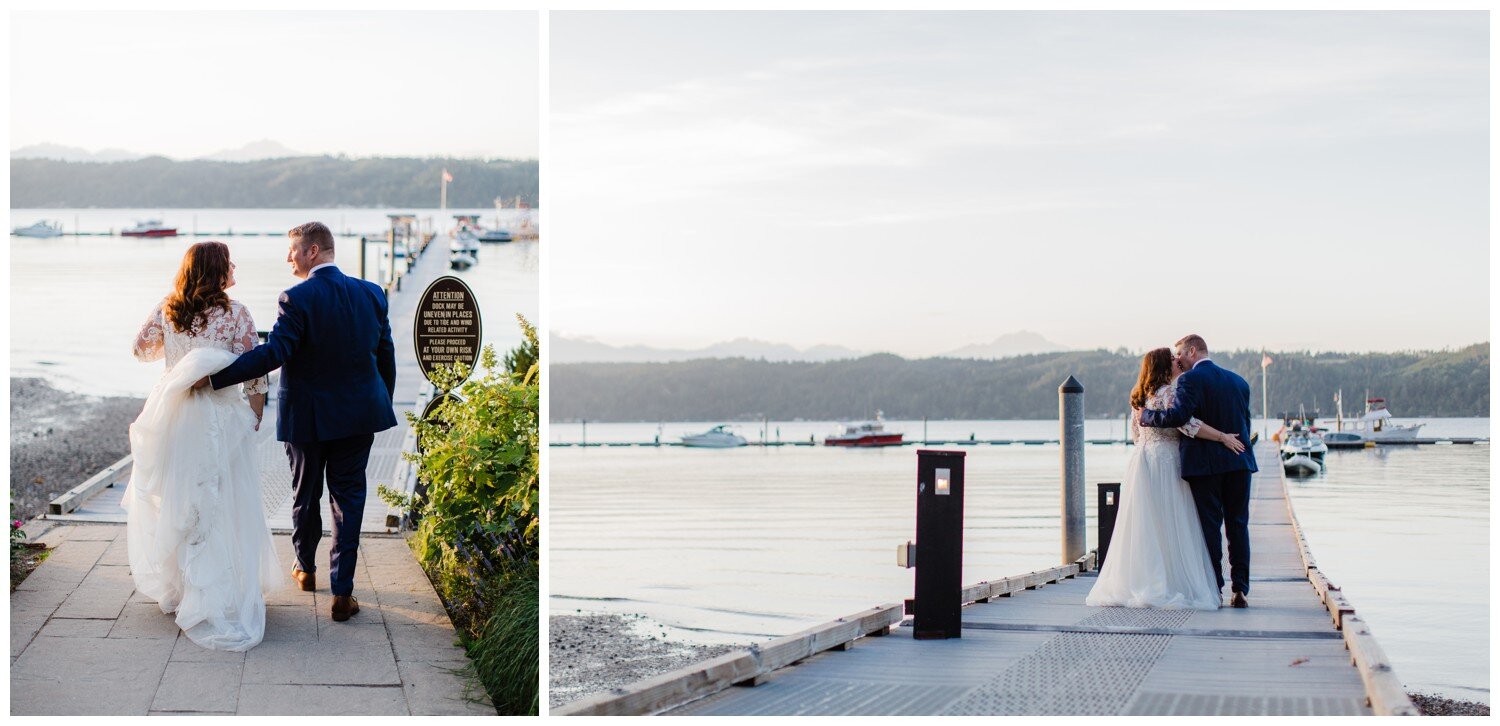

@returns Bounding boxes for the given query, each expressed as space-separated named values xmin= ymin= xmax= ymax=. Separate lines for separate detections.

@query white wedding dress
xmin=125 ymin=299 xmax=282 ymax=651
xmin=1086 ymin=384 xmax=1221 ymax=610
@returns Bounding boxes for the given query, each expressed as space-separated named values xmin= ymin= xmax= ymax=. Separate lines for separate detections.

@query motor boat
xmin=477 ymin=228 xmax=513 ymax=243
xmin=1280 ymin=426 xmax=1327 ymax=476
xmin=680 ymin=425 xmax=748 ymax=448
xmin=449 ymin=252 xmax=477 ymax=270
xmin=450 ymin=234 xmax=481 ymax=256
xmin=121 ymin=220 xmax=178 ymax=237
xmin=825 ymin=412 xmax=904 ymax=447
xmin=1324 ymin=393 xmax=1424 ymax=446
xmin=12 ymin=220 xmax=62 ymax=237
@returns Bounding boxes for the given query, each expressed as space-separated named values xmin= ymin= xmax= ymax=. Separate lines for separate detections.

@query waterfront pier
xmin=12 ymin=235 xmax=494 ymax=716
xmin=557 ymin=439 xmax=1415 ymax=717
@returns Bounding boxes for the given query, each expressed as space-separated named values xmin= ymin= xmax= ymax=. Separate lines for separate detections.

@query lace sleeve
xmin=1129 ymin=409 xmax=1141 ymax=441
xmin=1180 ymin=417 xmax=1203 ymax=438
xmin=133 ymin=301 xmax=167 ymax=362
xmin=230 ymin=303 xmax=269 ymax=395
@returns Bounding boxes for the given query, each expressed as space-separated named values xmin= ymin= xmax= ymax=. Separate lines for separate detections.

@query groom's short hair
xmin=290 ymin=221 xmax=335 ymax=254
xmin=1176 ymin=334 xmax=1208 ymax=353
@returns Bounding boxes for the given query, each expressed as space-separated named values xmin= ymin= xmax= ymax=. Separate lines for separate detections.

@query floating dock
xmin=557 ymin=440 xmax=1416 ymax=717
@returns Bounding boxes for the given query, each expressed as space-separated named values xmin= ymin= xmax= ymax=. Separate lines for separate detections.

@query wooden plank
xmin=1341 ymin=615 xmax=1419 ymax=716
xmin=48 ymin=454 xmax=131 ymax=515
xmin=555 ymin=603 xmax=903 ymax=716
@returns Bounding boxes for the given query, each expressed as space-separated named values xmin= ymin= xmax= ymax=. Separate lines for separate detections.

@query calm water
xmin=10 ymin=208 xmax=537 ymax=396
xmin=549 ymin=417 xmax=1489 ymax=702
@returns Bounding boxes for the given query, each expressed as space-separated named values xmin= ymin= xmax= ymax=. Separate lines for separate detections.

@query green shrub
xmin=385 ymin=315 xmax=539 ymax=715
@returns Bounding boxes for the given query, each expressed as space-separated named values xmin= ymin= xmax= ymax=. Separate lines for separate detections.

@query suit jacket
xmin=211 ymin=265 xmax=398 ymax=443
xmin=1137 ymin=359 xmax=1258 ymax=477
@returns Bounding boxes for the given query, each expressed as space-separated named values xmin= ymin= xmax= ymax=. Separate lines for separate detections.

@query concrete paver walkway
xmin=11 ymin=520 xmax=493 ymax=715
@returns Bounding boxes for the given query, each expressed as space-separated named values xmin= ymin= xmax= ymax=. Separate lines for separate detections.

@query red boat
xmin=121 ymin=220 xmax=178 ymax=237
xmin=825 ymin=415 xmax=904 ymax=447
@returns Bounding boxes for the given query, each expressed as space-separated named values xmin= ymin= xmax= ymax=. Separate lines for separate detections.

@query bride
xmin=126 ymin=241 xmax=282 ymax=650
xmin=1086 ymin=348 xmax=1244 ymax=610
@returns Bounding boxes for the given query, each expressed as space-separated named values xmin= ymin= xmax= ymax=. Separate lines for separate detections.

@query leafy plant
xmin=383 ymin=315 xmax=539 ymax=715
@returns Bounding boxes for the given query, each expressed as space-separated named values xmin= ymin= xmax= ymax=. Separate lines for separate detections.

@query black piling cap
xmin=1060 ymin=375 xmax=1084 ymax=393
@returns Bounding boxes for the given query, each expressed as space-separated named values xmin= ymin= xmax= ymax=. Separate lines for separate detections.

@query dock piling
xmin=1060 ymin=376 xmax=1085 ymax=564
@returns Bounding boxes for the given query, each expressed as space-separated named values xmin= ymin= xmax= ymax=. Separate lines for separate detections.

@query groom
xmin=1137 ymin=334 xmax=1258 ymax=608
xmin=197 ymin=221 xmax=397 ymax=622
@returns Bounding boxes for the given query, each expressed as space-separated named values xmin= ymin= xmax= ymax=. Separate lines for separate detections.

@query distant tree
xmin=11 ymin=156 xmax=538 ymax=208
xmin=550 ymin=344 xmax=1489 ymax=421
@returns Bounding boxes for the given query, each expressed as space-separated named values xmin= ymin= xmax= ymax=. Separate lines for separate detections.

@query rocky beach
xmin=549 ymin=613 xmax=743 ymax=709
xmin=10 ymin=377 xmax=144 ymax=520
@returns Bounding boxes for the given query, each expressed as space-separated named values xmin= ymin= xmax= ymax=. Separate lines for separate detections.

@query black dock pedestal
xmin=1097 ymin=482 xmax=1121 ymax=569
xmin=913 ymin=449 xmax=966 ymax=640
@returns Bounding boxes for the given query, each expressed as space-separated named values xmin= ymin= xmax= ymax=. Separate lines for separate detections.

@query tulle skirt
xmin=123 ymin=348 xmax=283 ymax=651
xmin=1086 ymin=440 xmax=1221 ymax=610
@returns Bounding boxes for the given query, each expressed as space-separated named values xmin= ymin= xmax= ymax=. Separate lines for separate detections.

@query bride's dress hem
xmin=125 ymin=346 xmax=282 ymax=653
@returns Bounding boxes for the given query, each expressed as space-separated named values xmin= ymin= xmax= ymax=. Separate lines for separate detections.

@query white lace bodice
xmin=1131 ymin=384 xmax=1202 ymax=444
xmin=133 ymin=298 xmax=269 ymax=395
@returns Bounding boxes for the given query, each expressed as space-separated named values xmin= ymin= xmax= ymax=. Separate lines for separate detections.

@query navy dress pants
xmin=1184 ymin=470 xmax=1253 ymax=596
xmin=285 ymin=433 xmax=374 ymax=597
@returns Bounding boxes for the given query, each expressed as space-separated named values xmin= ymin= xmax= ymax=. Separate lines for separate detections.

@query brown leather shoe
xmin=331 ymin=595 xmax=360 ymax=622
xmin=292 ymin=569 xmax=315 ymax=592
xmin=1230 ymin=591 xmax=1249 ymax=609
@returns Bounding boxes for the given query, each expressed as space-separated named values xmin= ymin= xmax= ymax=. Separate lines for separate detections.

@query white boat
xmin=1280 ymin=427 xmax=1327 ymax=476
xmin=825 ymin=412 xmax=904 ymax=447
xmin=450 ymin=235 xmax=481 ymax=255
xmin=477 ymin=228 xmax=513 ymax=243
xmin=1325 ymin=392 xmax=1424 ymax=446
xmin=680 ymin=425 xmax=748 ymax=448
xmin=449 ymin=252 xmax=477 ymax=270
xmin=121 ymin=219 xmax=178 ymax=237
xmin=12 ymin=220 xmax=62 ymax=237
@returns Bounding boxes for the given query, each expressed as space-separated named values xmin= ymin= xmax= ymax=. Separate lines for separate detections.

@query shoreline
xmin=10 ymin=377 xmax=145 ymax=520
xmin=1410 ymin=693 xmax=1489 ymax=716
xmin=549 ymin=613 xmax=744 ymax=709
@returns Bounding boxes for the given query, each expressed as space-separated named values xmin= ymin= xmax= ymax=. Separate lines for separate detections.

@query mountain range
xmin=12 ymin=139 xmax=307 ymax=163
xmin=550 ymin=330 xmax=1070 ymax=363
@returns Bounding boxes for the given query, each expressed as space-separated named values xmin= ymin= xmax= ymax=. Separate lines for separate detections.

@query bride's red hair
xmin=164 ymin=241 xmax=233 ymax=334
xmin=1130 ymin=347 xmax=1175 ymax=410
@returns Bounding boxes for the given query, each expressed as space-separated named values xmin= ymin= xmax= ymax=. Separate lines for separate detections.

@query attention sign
xmin=414 ymin=275 xmax=482 ymax=390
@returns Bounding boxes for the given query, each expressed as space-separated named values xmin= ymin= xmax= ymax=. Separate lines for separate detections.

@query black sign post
xmin=414 ymin=275 xmax=483 ymax=391
xmin=913 ymin=449 xmax=966 ymax=640
xmin=409 ymin=276 xmax=481 ymax=528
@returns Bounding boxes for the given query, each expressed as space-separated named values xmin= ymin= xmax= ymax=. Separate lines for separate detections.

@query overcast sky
xmin=551 ymin=11 xmax=1488 ymax=356
xmin=11 ymin=10 xmax=538 ymax=159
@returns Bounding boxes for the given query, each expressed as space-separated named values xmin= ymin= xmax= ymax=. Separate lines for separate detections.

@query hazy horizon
xmin=552 ymin=11 xmax=1488 ymax=356
xmin=11 ymin=11 xmax=539 ymax=159
xmin=551 ymin=329 xmax=1490 ymax=361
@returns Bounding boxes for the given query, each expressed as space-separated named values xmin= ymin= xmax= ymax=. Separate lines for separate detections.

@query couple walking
xmin=125 ymin=222 xmax=397 ymax=651
xmin=1087 ymin=334 xmax=1259 ymax=611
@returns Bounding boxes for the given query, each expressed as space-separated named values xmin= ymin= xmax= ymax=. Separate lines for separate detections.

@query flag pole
xmin=1262 ymin=351 xmax=1269 ymax=439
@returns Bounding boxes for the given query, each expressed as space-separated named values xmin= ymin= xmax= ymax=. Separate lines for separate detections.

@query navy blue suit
xmin=211 ymin=265 xmax=397 ymax=596
xmin=1138 ymin=359 xmax=1258 ymax=596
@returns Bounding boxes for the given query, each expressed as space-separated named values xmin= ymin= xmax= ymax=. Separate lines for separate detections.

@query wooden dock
xmin=556 ymin=441 xmax=1416 ymax=717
